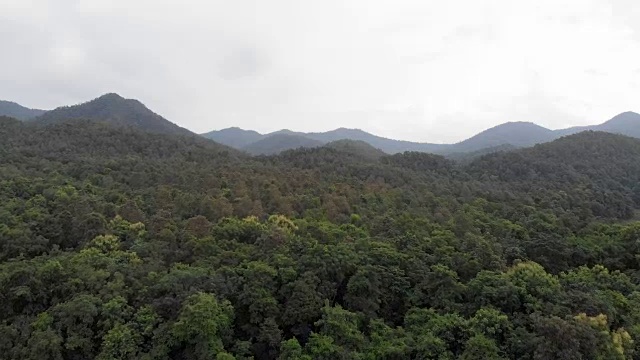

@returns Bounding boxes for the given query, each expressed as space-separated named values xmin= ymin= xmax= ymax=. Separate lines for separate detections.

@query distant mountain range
xmin=203 ymin=127 xmax=444 ymax=155
xmin=1 ymin=93 xmax=638 ymax=157
xmin=203 ymin=111 xmax=640 ymax=155
xmin=0 ymin=100 xmax=46 ymax=120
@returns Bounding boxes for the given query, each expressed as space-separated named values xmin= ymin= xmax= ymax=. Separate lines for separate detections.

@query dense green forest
xmin=2 ymin=116 xmax=640 ymax=359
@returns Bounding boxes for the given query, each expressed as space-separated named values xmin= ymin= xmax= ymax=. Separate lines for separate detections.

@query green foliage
xmin=1 ymin=121 xmax=640 ymax=359
xmin=172 ymin=292 xmax=235 ymax=359
xmin=459 ymin=334 xmax=505 ymax=360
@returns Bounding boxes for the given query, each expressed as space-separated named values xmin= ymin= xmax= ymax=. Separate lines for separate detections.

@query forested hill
xmin=324 ymin=139 xmax=387 ymax=160
xmin=469 ymin=131 xmax=640 ymax=186
xmin=2 ymin=119 xmax=640 ymax=359
xmin=1 ymin=118 xmax=238 ymax=168
xmin=467 ymin=131 xmax=640 ymax=221
xmin=32 ymin=93 xmax=193 ymax=136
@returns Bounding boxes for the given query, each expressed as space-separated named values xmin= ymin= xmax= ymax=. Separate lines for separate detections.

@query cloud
xmin=1 ymin=0 xmax=639 ymax=141
xmin=218 ymin=46 xmax=268 ymax=80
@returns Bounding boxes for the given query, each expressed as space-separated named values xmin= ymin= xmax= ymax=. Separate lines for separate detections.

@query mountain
xmin=33 ymin=93 xmax=193 ymax=136
xmin=596 ymin=112 xmax=640 ymax=137
xmin=201 ymin=127 xmax=264 ymax=148
xmin=451 ymin=122 xmax=558 ymax=153
xmin=0 ymin=100 xmax=46 ymax=120
xmin=242 ymin=133 xmax=324 ymax=155
xmin=556 ymin=112 xmax=640 ymax=138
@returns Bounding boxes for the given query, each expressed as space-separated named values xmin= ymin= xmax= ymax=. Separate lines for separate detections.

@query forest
xmin=2 ymin=116 xmax=640 ymax=359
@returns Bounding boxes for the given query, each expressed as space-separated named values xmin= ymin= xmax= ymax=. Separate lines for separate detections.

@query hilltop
xmin=32 ymin=93 xmax=193 ymax=136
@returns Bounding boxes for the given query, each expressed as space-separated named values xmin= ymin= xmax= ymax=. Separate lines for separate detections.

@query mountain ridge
xmin=204 ymin=111 xmax=640 ymax=155
xmin=202 ymin=127 xmax=263 ymax=148
xmin=4 ymin=95 xmax=638 ymax=156
xmin=0 ymin=100 xmax=46 ymax=120
xmin=556 ymin=112 xmax=640 ymax=138
xmin=451 ymin=121 xmax=557 ymax=152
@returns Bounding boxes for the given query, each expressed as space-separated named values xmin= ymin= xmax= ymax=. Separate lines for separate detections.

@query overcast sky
xmin=1 ymin=0 xmax=639 ymax=142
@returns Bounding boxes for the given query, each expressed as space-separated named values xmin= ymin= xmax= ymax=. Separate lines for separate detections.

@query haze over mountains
xmin=1 ymin=93 xmax=639 ymax=156
xmin=204 ymin=112 xmax=640 ymax=155
xmin=0 ymin=100 xmax=46 ymax=120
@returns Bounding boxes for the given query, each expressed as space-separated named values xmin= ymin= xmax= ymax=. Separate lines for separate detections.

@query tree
xmin=279 ymin=338 xmax=311 ymax=360
xmin=172 ymin=292 xmax=235 ymax=359
xmin=97 ymin=323 xmax=140 ymax=360
xmin=459 ymin=335 xmax=505 ymax=360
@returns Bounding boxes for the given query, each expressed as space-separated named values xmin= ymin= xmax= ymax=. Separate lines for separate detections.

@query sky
xmin=1 ymin=0 xmax=639 ymax=143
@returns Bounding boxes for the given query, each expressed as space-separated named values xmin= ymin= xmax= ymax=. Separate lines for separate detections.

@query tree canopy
xmin=2 ymin=118 xmax=640 ymax=359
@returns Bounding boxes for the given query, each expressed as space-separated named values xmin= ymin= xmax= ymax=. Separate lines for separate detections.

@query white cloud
xmin=0 ymin=0 xmax=639 ymax=141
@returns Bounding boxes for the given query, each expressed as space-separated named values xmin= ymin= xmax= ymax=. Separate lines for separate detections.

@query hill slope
xmin=324 ymin=139 xmax=387 ymax=160
xmin=201 ymin=127 xmax=264 ymax=148
xmin=0 ymin=120 xmax=240 ymax=183
xmin=469 ymin=131 xmax=640 ymax=181
xmin=467 ymin=131 xmax=640 ymax=218
xmin=0 ymin=100 xmax=46 ymax=120
xmin=446 ymin=144 xmax=518 ymax=163
xmin=33 ymin=93 xmax=193 ymax=135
